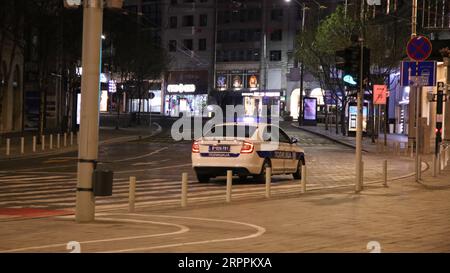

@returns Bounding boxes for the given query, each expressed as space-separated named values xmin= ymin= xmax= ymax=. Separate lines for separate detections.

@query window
xmin=270 ymin=29 xmax=282 ymax=41
xmin=182 ymin=15 xmax=194 ymax=27
xmin=270 ymin=50 xmax=282 ymax=61
xmin=199 ymin=14 xmax=207 ymax=27
xmin=169 ymin=40 xmax=177 ymax=52
xmin=169 ymin=16 xmax=177 ymax=28
xmin=198 ymin=39 xmax=206 ymax=51
xmin=183 ymin=39 xmax=193 ymax=50
xmin=271 ymin=9 xmax=283 ymax=22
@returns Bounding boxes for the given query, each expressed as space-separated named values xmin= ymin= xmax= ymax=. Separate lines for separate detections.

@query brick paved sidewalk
xmin=291 ymin=123 xmax=409 ymax=153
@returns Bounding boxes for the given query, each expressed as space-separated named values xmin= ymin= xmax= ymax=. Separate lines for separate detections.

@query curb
xmin=0 ymin=124 xmax=162 ymax=161
xmin=290 ymin=123 xmax=370 ymax=152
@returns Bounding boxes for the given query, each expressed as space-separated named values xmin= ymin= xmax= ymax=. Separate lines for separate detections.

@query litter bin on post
xmin=92 ymin=169 xmax=114 ymax=196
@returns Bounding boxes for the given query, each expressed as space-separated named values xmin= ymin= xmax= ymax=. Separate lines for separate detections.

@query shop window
xmin=270 ymin=50 xmax=282 ymax=61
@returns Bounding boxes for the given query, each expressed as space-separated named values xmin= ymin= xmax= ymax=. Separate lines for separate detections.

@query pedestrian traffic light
xmin=335 ymin=46 xmax=370 ymax=88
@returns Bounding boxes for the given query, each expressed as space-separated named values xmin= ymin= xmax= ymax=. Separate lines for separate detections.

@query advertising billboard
xmin=303 ymin=97 xmax=317 ymax=126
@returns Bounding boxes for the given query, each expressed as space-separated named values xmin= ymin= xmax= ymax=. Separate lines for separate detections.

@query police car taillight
xmin=192 ymin=141 xmax=200 ymax=153
xmin=240 ymin=141 xmax=254 ymax=154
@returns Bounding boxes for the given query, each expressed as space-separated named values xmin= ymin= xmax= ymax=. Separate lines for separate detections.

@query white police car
xmin=191 ymin=122 xmax=305 ymax=183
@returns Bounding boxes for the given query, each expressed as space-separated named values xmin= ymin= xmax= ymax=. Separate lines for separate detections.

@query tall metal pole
xmin=299 ymin=4 xmax=306 ymax=125
xmin=411 ymin=0 xmax=420 ymax=182
xmin=75 ymin=0 xmax=103 ymax=223
xmin=355 ymin=0 xmax=364 ymax=192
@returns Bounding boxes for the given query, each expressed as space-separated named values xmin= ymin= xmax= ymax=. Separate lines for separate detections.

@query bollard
xmin=41 ymin=135 xmax=45 ymax=151
xmin=20 ymin=137 xmax=24 ymax=154
xmin=49 ymin=134 xmax=53 ymax=150
xmin=432 ymin=155 xmax=437 ymax=177
xmin=410 ymin=142 xmax=414 ymax=158
xmin=181 ymin=173 xmax=188 ymax=208
xmin=361 ymin=161 xmax=364 ymax=188
xmin=32 ymin=136 xmax=36 ymax=153
xmin=265 ymin=167 xmax=271 ymax=199
xmin=57 ymin=134 xmax=60 ymax=149
xmin=64 ymin=133 xmax=67 ymax=147
xmin=6 ymin=138 xmax=10 ymax=156
xmin=70 ymin=132 xmax=74 ymax=146
xmin=301 ymin=165 xmax=307 ymax=193
xmin=129 ymin=176 xmax=136 ymax=212
xmin=418 ymin=155 xmax=422 ymax=180
xmin=382 ymin=160 xmax=388 ymax=187
xmin=226 ymin=170 xmax=232 ymax=203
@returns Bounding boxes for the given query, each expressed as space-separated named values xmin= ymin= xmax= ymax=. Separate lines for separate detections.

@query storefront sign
xmin=167 ymin=84 xmax=196 ymax=93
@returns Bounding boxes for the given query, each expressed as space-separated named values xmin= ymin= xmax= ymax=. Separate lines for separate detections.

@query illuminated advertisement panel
xmin=303 ymin=97 xmax=317 ymax=126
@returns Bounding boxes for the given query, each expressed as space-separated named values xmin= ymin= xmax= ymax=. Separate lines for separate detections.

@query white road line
xmin=115 ymin=163 xmax=192 ymax=174
xmin=1 ymin=217 xmax=189 ymax=253
xmin=102 ymin=213 xmax=266 ymax=253
xmin=113 ymin=147 xmax=168 ymax=163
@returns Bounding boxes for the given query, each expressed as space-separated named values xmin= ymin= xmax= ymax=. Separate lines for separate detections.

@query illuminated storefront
xmin=164 ymin=71 xmax=209 ymax=117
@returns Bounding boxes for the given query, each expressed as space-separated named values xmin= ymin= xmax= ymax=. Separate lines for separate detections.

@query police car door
xmin=263 ymin=125 xmax=284 ymax=174
xmin=273 ymin=126 xmax=294 ymax=173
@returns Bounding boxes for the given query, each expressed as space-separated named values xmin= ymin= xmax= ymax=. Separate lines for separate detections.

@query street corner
xmin=0 ymin=211 xmax=266 ymax=253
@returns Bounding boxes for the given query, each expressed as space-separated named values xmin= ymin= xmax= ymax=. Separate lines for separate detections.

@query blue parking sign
xmin=400 ymin=61 xmax=437 ymax=87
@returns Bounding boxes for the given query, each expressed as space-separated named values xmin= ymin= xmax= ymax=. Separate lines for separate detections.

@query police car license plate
xmin=209 ymin=145 xmax=230 ymax=152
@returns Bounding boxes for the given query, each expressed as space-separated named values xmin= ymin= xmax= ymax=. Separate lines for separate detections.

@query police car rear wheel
xmin=255 ymin=159 xmax=271 ymax=183
xmin=197 ymin=174 xmax=210 ymax=183
xmin=293 ymin=160 xmax=302 ymax=180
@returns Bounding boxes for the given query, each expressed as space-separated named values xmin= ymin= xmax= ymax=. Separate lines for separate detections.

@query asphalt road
xmin=0 ymin=122 xmax=415 ymax=211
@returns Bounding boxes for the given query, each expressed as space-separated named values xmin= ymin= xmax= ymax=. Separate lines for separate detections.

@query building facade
xmin=161 ymin=0 xmax=215 ymax=117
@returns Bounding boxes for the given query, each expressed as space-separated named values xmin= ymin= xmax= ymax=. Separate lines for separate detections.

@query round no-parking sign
xmin=406 ymin=35 xmax=432 ymax=61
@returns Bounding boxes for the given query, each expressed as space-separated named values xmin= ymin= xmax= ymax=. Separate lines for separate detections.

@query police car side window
xmin=278 ymin=129 xmax=291 ymax=143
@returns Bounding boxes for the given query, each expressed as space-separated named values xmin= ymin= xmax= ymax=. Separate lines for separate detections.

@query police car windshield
xmin=204 ymin=125 xmax=257 ymax=138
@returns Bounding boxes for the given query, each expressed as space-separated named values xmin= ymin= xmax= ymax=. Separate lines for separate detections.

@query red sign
xmin=373 ymin=85 xmax=387 ymax=105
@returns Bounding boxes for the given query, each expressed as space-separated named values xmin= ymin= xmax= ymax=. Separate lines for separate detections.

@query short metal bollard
xmin=129 ymin=176 xmax=136 ymax=212
xmin=432 ymin=155 xmax=437 ymax=177
xmin=181 ymin=173 xmax=188 ymax=208
xmin=64 ymin=133 xmax=67 ymax=147
xmin=226 ymin=170 xmax=232 ymax=203
xmin=265 ymin=167 xmax=271 ymax=199
xmin=32 ymin=136 xmax=36 ymax=153
xmin=410 ymin=142 xmax=414 ymax=158
xmin=70 ymin=132 xmax=74 ymax=146
xmin=301 ymin=165 xmax=307 ymax=193
xmin=382 ymin=160 xmax=388 ymax=187
xmin=41 ymin=135 xmax=45 ymax=151
xmin=57 ymin=134 xmax=60 ymax=149
xmin=21 ymin=137 xmax=25 ymax=154
xmin=6 ymin=138 xmax=10 ymax=156
xmin=418 ymin=155 xmax=422 ymax=180
xmin=50 ymin=134 xmax=53 ymax=150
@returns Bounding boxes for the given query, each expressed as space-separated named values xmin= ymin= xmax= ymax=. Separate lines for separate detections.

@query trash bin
xmin=92 ymin=169 xmax=113 ymax=196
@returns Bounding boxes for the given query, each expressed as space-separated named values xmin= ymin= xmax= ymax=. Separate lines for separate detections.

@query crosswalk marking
xmin=0 ymin=172 xmax=307 ymax=209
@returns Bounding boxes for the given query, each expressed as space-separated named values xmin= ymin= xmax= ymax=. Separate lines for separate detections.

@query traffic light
xmin=335 ymin=46 xmax=370 ymax=88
